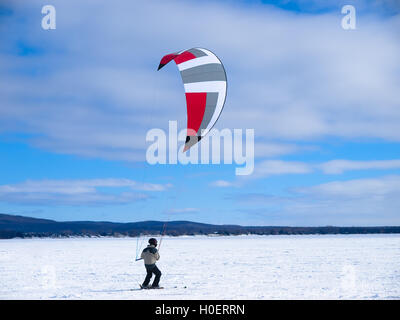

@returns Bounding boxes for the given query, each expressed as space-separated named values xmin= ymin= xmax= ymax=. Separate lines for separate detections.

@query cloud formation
xmin=243 ymin=159 xmax=400 ymax=180
xmin=296 ymin=175 xmax=400 ymax=198
xmin=0 ymin=179 xmax=171 ymax=206
xmin=1 ymin=0 xmax=399 ymax=164
xmin=319 ymin=159 xmax=400 ymax=174
xmin=250 ymin=160 xmax=313 ymax=179
xmin=210 ymin=180 xmax=238 ymax=188
xmin=230 ymin=175 xmax=400 ymax=225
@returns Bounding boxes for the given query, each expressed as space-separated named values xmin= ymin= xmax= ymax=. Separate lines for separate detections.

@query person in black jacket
xmin=140 ymin=238 xmax=162 ymax=289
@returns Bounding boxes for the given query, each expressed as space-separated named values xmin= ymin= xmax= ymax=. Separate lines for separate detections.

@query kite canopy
xmin=158 ymin=48 xmax=227 ymax=152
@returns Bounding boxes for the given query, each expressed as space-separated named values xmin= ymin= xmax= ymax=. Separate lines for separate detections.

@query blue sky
xmin=0 ymin=0 xmax=399 ymax=226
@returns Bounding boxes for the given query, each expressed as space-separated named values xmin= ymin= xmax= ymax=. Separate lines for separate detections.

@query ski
xmin=140 ymin=284 xmax=164 ymax=290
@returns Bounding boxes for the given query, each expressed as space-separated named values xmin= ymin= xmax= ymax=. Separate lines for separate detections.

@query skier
xmin=140 ymin=238 xmax=162 ymax=289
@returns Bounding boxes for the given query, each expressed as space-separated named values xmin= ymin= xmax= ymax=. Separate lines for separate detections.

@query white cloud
xmin=296 ymin=175 xmax=400 ymax=198
xmin=319 ymin=159 xmax=400 ymax=174
xmin=231 ymin=175 xmax=400 ymax=225
xmin=250 ymin=160 xmax=313 ymax=179
xmin=254 ymin=142 xmax=315 ymax=158
xmin=210 ymin=180 xmax=238 ymax=188
xmin=0 ymin=178 xmax=172 ymax=206
xmin=286 ymin=175 xmax=400 ymax=225
xmin=241 ymin=158 xmax=400 ymax=180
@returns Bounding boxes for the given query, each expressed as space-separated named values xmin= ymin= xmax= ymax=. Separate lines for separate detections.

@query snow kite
xmin=158 ymin=48 xmax=227 ymax=152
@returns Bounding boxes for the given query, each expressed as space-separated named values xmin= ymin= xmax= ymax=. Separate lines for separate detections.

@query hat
xmin=149 ymin=238 xmax=158 ymax=245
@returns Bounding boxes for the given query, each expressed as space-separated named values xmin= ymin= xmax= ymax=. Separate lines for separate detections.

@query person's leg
xmin=142 ymin=265 xmax=154 ymax=287
xmin=151 ymin=265 xmax=162 ymax=287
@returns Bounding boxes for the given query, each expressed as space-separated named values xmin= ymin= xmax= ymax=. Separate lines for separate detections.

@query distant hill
xmin=0 ymin=213 xmax=399 ymax=239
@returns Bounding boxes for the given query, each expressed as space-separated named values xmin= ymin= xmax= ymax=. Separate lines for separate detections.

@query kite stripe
xmin=174 ymin=51 xmax=196 ymax=64
xmin=204 ymin=87 xmax=226 ymax=136
xmin=188 ymin=48 xmax=208 ymax=58
xmin=185 ymin=92 xmax=207 ymax=135
xmin=180 ymin=63 xmax=226 ymax=84
xmin=177 ymin=55 xmax=221 ymax=71
xmin=184 ymin=81 xmax=226 ymax=93
xmin=198 ymin=92 xmax=219 ymax=133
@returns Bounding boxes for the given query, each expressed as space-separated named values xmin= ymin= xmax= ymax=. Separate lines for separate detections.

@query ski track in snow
xmin=0 ymin=234 xmax=399 ymax=299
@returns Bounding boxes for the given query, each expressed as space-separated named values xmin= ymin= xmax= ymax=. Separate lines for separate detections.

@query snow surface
xmin=0 ymin=234 xmax=399 ymax=299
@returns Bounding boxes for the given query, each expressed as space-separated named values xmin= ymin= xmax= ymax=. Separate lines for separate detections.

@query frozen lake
xmin=0 ymin=234 xmax=399 ymax=299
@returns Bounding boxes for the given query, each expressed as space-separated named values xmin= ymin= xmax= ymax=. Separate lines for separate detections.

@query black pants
xmin=142 ymin=264 xmax=162 ymax=287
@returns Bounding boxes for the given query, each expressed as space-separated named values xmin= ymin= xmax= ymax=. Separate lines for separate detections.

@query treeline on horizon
xmin=1 ymin=225 xmax=400 ymax=240
xmin=1 ymin=213 xmax=399 ymax=239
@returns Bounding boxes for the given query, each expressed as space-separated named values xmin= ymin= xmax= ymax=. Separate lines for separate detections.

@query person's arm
xmin=155 ymin=250 xmax=160 ymax=260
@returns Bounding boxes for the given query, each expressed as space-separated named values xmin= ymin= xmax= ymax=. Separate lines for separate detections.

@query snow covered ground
xmin=0 ymin=234 xmax=399 ymax=299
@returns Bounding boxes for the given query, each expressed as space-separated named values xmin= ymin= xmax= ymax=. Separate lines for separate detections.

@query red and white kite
xmin=158 ymin=48 xmax=227 ymax=152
